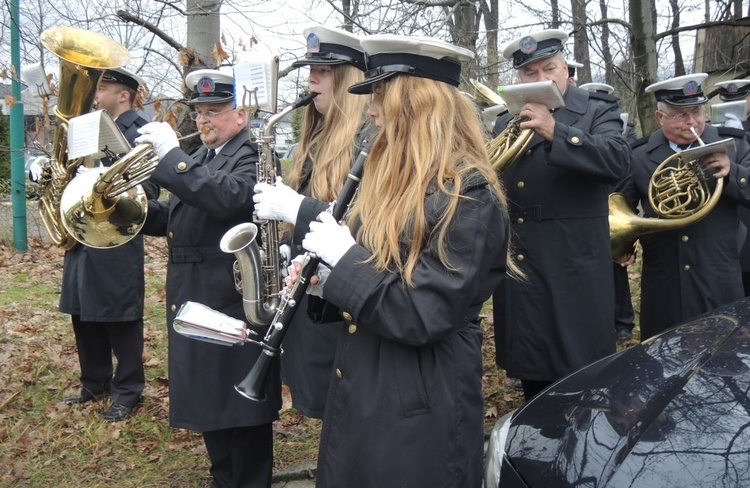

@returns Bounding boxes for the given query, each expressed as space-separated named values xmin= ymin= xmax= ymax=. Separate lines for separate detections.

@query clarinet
xmin=235 ymin=147 xmax=370 ymax=401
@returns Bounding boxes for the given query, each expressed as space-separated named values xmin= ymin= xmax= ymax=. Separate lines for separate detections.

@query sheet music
xmin=496 ymin=80 xmax=565 ymax=115
xmin=67 ymin=110 xmax=131 ymax=160
xmin=21 ymin=63 xmax=51 ymax=97
xmin=173 ymin=301 xmax=249 ymax=346
xmin=682 ymin=138 xmax=736 ymax=161
xmin=234 ymin=53 xmax=279 ymax=113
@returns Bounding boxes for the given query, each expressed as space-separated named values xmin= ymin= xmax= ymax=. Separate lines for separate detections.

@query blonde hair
xmin=349 ymin=75 xmax=515 ymax=285
xmin=288 ymin=64 xmax=367 ymax=201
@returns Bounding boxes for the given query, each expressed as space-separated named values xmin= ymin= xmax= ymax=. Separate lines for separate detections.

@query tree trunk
xmin=448 ymin=0 xmax=480 ymax=84
xmin=571 ymin=0 xmax=591 ymax=84
xmin=186 ymin=0 xmax=221 ymax=69
xmin=551 ymin=0 xmax=560 ymax=28
xmin=479 ymin=0 xmax=499 ymax=90
xmin=630 ymin=0 xmax=659 ymax=134
xmin=598 ymin=0 xmax=615 ymax=85
xmin=669 ymin=0 xmax=685 ymax=76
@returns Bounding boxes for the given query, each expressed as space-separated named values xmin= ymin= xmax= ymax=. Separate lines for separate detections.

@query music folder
xmin=496 ymin=80 xmax=565 ymax=115
xmin=233 ymin=52 xmax=280 ymax=114
xmin=173 ymin=301 xmax=252 ymax=347
xmin=710 ymin=100 xmax=747 ymax=126
xmin=681 ymin=138 xmax=736 ymax=161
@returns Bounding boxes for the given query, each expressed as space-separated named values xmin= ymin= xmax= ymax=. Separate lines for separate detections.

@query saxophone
xmin=220 ymin=92 xmax=318 ymax=327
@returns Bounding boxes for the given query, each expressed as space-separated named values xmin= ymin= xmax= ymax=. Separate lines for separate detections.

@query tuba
xmin=36 ymin=27 xmax=131 ymax=249
xmin=220 ymin=91 xmax=318 ymax=327
xmin=58 ymin=143 xmax=159 ymax=248
xmin=471 ymin=79 xmax=533 ymax=172
xmin=609 ymin=128 xmax=733 ymax=263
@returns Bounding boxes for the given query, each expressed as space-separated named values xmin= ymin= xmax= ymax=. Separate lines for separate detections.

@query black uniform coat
xmin=619 ymin=125 xmax=750 ymax=339
xmin=277 ymin=154 xmax=340 ymax=419
xmin=59 ymin=110 xmax=156 ymax=321
xmin=492 ymin=86 xmax=631 ymax=382
xmin=142 ymin=127 xmax=281 ymax=431
xmin=312 ymin=177 xmax=507 ymax=488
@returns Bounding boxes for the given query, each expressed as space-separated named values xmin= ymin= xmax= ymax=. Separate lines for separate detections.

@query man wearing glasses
xmin=134 ymin=68 xmax=280 ymax=487
xmin=619 ymin=73 xmax=750 ymax=340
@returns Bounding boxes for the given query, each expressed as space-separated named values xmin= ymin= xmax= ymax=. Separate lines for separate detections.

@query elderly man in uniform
xmin=492 ymin=29 xmax=632 ymax=401
xmin=135 ymin=68 xmax=280 ymax=487
xmin=619 ymin=73 xmax=750 ymax=341
xmin=54 ymin=67 xmax=158 ymax=423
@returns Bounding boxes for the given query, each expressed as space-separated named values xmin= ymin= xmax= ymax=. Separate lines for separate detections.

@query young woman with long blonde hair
xmin=253 ymin=25 xmax=371 ymax=419
xmin=298 ymin=35 xmax=513 ymax=488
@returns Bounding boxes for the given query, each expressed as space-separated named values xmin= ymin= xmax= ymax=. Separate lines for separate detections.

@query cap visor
xmin=292 ymin=58 xmax=348 ymax=69
xmin=663 ymin=95 xmax=708 ymax=107
xmin=348 ymin=72 xmax=398 ymax=95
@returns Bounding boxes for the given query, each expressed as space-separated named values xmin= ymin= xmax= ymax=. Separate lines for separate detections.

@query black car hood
xmin=504 ymin=298 xmax=750 ymax=488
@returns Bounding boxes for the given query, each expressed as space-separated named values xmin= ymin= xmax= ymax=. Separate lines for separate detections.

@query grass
xmin=0 ymin=226 xmax=640 ymax=486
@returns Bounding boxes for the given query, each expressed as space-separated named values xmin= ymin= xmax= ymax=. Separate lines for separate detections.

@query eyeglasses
xmin=657 ymin=106 xmax=706 ymax=122
xmin=188 ymin=107 xmax=236 ymax=121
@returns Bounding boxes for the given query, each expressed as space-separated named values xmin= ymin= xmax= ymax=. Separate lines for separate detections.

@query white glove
xmin=253 ymin=177 xmax=305 ymax=224
xmin=135 ymin=122 xmax=179 ymax=159
xmin=724 ymin=113 xmax=744 ymax=130
xmin=306 ymin=264 xmax=331 ymax=297
xmin=302 ymin=212 xmax=355 ymax=268
xmin=27 ymin=156 xmax=48 ymax=183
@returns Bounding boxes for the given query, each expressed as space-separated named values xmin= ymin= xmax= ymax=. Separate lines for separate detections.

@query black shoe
xmin=103 ymin=403 xmax=136 ymax=423
xmin=513 ymin=379 xmax=523 ymax=391
xmin=616 ymin=327 xmax=633 ymax=341
xmin=63 ymin=388 xmax=105 ymax=405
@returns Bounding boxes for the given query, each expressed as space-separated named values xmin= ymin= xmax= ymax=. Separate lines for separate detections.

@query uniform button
xmin=516 ymin=254 xmax=525 ymax=261
xmin=171 ymin=304 xmax=176 ymax=312
xmin=177 ymin=162 xmax=187 ymax=170
xmin=525 ymin=149 xmax=532 ymax=156
xmin=571 ymin=136 xmax=580 ymax=144
xmin=741 ymin=177 xmax=747 ymax=186
xmin=168 ymin=231 xmax=174 ymax=239
xmin=517 ymin=218 xmax=524 ymax=224
xmin=296 ymin=245 xmax=303 ymax=251
xmin=348 ymin=324 xmax=357 ymax=334
xmin=681 ymin=235 xmax=689 ymax=242
xmin=342 ymin=312 xmax=353 ymax=321
xmin=517 ymin=181 xmax=525 ymax=188
xmin=683 ymin=265 xmax=691 ymax=271
xmin=336 ymin=368 xmax=343 ymax=379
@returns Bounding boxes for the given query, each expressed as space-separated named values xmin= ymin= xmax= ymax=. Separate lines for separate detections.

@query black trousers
xmin=202 ymin=424 xmax=274 ymax=488
xmin=71 ymin=315 xmax=144 ymax=407
xmin=613 ymin=262 xmax=635 ymax=331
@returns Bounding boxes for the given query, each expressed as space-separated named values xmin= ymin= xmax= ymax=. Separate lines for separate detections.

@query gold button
xmin=517 ymin=181 xmax=525 ymax=188
xmin=525 ymin=149 xmax=532 ymax=156
xmin=516 ymin=254 xmax=525 ymax=261
xmin=683 ymin=265 xmax=690 ymax=271
xmin=177 ymin=162 xmax=187 ymax=170
xmin=348 ymin=324 xmax=357 ymax=334
xmin=297 ymin=245 xmax=303 ymax=250
xmin=342 ymin=312 xmax=353 ymax=321
xmin=171 ymin=304 xmax=176 ymax=312
xmin=168 ymin=231 xmax=174 ymax=239
xmin=336 ymin=368 xmax=343 ymax=379
xmin=741 ymin=178 xmax=747 ymax=186
xmin=681 ymin=235 xmax=689 ymax=242
xmin=571 ymin=136 xmax=580 ymax=144
xmin=517 ymin=218 xmax=524 ymax=224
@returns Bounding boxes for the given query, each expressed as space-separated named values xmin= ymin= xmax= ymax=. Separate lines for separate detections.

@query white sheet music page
xmin=234 ymin=53 xmax=279 ymax=113
xmin=67 ymin=110 xmax=130 ymax=159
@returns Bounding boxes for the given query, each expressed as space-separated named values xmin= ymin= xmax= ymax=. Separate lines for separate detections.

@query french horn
xmin=471 ymin=79 xmax=533 ymax=172
xmin=610 ymin=127 xmax=733 ymax=263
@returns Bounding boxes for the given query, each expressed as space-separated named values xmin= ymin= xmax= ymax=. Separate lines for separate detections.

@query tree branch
xmin=117 ymin=9 xmax=184 ymax=52
xmin=656 ymin=18 xmax=750 ymax=40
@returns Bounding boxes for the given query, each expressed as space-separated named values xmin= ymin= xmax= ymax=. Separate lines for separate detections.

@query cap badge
xmin=519 ymin=36 xmax=537 ymax=54
xmin=682 ymin=80 xmax=700 ymax=96
xmin=197 ymin=76 xmax=215 ymax=94
xmin=727 ymin=83 xmax=739 ymax=94
xmin=307 ymin=33 xmax=321 ymax=54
